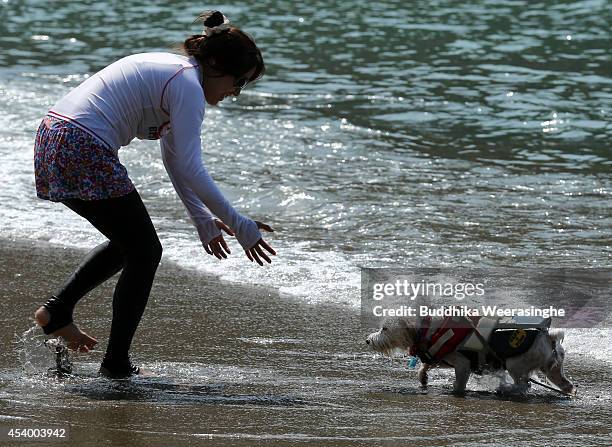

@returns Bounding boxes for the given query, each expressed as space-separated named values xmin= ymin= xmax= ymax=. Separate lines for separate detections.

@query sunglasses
xmin=233 ymin=76 xmax=249 ymax=91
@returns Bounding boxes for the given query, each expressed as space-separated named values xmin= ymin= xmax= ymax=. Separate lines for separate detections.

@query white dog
xmin=366 ymin=316 xmax=575 ymax=396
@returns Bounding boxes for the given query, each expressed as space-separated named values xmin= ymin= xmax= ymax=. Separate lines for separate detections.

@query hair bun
xmin=197 ymin=10 xmax=226 ymax=28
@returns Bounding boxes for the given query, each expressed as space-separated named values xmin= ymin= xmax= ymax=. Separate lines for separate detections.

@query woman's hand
xmin=203 ymin=220 xmax=234 ymax=259
xmin=245 ymin=221 xmax=276 ymax=266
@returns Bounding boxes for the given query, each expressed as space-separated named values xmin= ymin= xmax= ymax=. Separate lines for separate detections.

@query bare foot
xmin=34 ymin=306 xmax=98 ymax=353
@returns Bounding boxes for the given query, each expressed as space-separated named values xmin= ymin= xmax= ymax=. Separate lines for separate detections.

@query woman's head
xmin=181 ymin=11 xmax=265 ymax=105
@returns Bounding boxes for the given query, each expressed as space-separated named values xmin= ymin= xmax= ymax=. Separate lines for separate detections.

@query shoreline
xmin=1 ymin=237 xmax=611 ymax=447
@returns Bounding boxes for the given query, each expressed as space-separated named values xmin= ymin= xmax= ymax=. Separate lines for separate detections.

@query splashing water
xmin=15 ymin=325 xmax=54 ymax=375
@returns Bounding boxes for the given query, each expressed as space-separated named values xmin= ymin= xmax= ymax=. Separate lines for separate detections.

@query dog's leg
xmin=504 ymin=356 xmax=531 ymax=395
xmin=502 ymin=332 xmax=553 ymax=395
xmin=446 ymin=352 xmax=471 ymax=396
xmin=418 ymin=363 xmax=430 ymax=389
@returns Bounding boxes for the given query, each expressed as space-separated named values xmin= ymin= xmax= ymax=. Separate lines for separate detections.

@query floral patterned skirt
xmin=34 ymin=115 xmax=134 ymax=201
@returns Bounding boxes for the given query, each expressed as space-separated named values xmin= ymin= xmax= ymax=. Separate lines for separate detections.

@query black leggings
xmin=50 ymin=190 xmax=161 ymax=366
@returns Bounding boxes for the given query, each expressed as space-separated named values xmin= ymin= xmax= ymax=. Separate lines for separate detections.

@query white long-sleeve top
xmin=49 ymin=52 xmax=261 ymax=250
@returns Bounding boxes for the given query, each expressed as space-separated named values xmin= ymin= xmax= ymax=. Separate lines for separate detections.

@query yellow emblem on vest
xmin=509 ymin=329 xmax=527 ymax=348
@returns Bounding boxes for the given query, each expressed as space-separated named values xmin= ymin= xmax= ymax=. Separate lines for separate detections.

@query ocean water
xmin=0 ymin=1 xmax=611 ymax=444
xmin=0 ymin=0 xmax=610 ymax=306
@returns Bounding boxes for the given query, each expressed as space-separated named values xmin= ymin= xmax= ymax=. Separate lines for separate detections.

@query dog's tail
xmin=546 ymin=330 xmax=565 ymax=371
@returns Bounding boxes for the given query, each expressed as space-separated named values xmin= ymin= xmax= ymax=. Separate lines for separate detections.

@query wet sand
xmin=0 ymin=238 xmax=611 ymax=446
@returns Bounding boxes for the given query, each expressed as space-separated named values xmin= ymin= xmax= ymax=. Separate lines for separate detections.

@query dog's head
xmin=365 ymin=317 xmax=417 ymax=356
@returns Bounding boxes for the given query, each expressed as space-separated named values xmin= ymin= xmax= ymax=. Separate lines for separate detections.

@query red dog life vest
xmin=410 ymin=315 xmax=480 ymax=364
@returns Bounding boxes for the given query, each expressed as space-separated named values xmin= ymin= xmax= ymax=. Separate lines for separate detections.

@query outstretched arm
xmin=160 ymin=129 xmax=261 ymax=251
xmin=161 ymin=137 xmax=221 ymax=246
xmin=161 ymin=138 xmax=236 ymax=259
xmin=160 ymin=70 xmax=275 ymax=263
xmin=161 ymin=138 xmax=221 ymax=244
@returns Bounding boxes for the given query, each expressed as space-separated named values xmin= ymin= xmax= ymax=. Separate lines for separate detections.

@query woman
xmin=33 ymin=11 xmax=275 ymax=378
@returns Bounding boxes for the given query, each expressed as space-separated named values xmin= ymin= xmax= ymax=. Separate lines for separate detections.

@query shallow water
xmin=5 ymin=350 xmax=610 ymax=446
xmin=0 ymin=0 xmax=609 ymax=305
xmin=1 ymin=241 xmax=612 ymax=446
